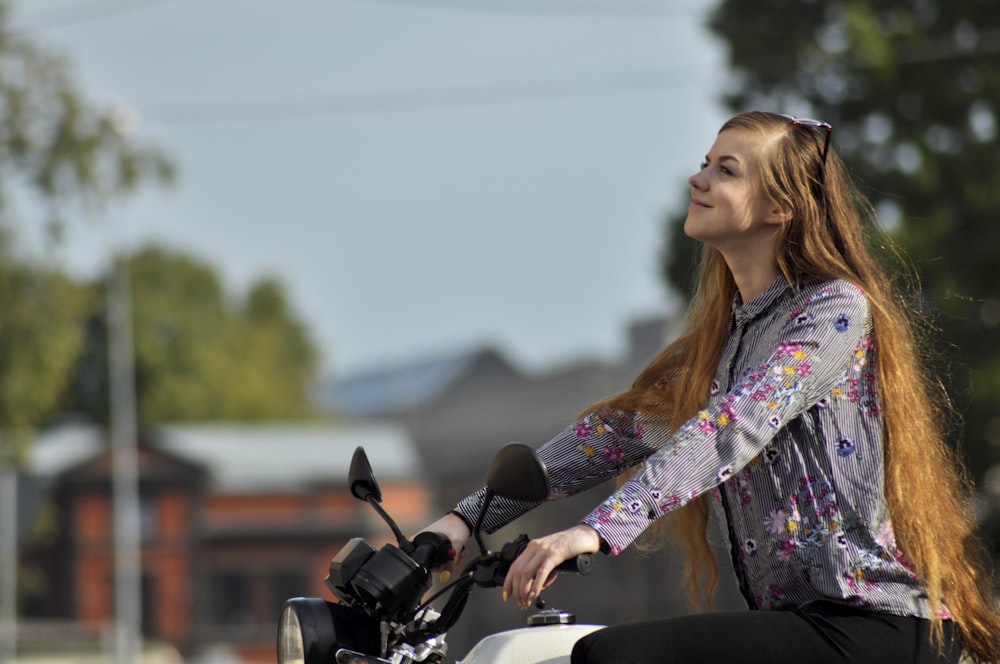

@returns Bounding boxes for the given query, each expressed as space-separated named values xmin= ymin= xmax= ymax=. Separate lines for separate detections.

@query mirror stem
xmin=472 ymin=489 xmax=495 ymax=555
xmin=366 ymin=496 xmax=409 ymax=548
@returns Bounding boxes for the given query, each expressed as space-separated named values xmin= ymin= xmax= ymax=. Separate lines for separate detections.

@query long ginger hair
xmin=590 ymin=111 xmax=1000 ymax=662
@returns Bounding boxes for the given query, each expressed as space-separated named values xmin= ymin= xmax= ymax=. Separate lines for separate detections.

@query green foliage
xmin=239 ymin=279 xmax=320 ymax=414
xmin=0 ymin=3 xmax=173 ymax=235
xmin=0 ymin=3 xmax=318 ymax=427
xmin=62 ymin=245 xmax=321 ymax=423
xmin=0 ymin=0 xmax=174 ymax=461
xmin=661 ymin=0 xmax=1000 ymax=481
xmin=0 ymin=231 xmax=89 ymax=462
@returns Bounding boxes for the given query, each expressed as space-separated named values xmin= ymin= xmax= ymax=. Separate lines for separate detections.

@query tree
xmin=663 ymin=0 xmax=1000 ymax=484
xmin=0 ymin=2 xmax=173 ymax=238
xmin=0 ymin=231 xmax=89 ymax=461
xmin=238 ymin=278 xmax=321 ymax=416
xmin=62 ymin=245 xmax=321 ymax=423
xmin=0 ymin=0 xmax=174 ymax=447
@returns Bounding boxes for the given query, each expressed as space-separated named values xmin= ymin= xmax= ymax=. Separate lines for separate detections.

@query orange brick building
xmin=23 ymin=421 xmax=431 ymax=662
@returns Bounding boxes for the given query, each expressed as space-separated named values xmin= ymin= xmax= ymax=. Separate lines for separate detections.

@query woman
xmin=424 ymin=111 xmax=1000 ymax=663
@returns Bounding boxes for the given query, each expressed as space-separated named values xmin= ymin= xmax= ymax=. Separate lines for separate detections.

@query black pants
xmin=571 ymin=602 xmax=962 ymax=664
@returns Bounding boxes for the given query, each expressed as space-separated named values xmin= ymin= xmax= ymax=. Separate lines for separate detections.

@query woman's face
xmin=684 ymin=128 xmax=782 ymax=255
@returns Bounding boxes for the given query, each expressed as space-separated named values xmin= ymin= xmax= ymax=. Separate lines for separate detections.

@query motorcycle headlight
xmin=277 ymin=598 xmax=337 ymax=664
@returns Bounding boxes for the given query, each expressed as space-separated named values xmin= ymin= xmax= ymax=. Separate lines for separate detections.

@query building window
xmin=141 ymin=573 xmax=156 ymax=637
xmin=139 ymin=495 xmax=158 ymax=543
xmin=268 ymin=571 xmax=308 ymax=623
xmin=211 ymin=573 xmax=252 ymax=629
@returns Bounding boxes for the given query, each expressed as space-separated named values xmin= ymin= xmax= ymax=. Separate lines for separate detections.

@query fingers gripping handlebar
xmin=505 ymin=533 xmax=593 ymax=573
xmin=432 ymin=533 xmax=592 ymax=637
xmin=470 ymin=533 xmax=592 ymax=588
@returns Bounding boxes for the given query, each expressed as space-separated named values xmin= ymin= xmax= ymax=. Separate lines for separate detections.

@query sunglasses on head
xmin=781 ymin=114 xmax=833 ymax=167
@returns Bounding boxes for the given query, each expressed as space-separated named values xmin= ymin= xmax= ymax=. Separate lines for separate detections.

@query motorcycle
xmin=277 ymin=443 xmax=602 ymax=664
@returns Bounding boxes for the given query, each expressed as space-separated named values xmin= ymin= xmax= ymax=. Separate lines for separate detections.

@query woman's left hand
xmin=503 ymin=524 xmax=601 ymax=609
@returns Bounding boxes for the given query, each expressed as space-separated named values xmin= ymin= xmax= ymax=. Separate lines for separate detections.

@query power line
xmin=353 ymin=0 xmax=704 ymax=19
xmin=138 ymin=66 xmax=709 ymax=125
xmin=9 ymin=0 xmax=173 ymax=35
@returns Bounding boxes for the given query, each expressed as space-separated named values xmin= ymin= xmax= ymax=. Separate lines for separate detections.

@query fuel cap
xmin=527 ymin=608 xmax=577 ymax=626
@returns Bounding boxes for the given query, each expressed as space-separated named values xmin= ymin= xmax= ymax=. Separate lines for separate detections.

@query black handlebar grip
xmin=502 ymin=535 xmax=592 ymax=576
xmin=409 ymin=531 xmax=455 ymax=569
xmin=554 ymin=554 xmax=592 ymax=575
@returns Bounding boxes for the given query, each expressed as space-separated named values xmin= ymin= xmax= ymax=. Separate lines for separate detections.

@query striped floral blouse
xmin=456 ymin=277 xmax=939 ymax=619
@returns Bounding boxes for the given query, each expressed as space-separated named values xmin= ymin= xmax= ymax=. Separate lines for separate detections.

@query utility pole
xmin=109 ymin=255 xmax=142 ymax=664
xmin=0 ymin=465 xmax=15 ymax=664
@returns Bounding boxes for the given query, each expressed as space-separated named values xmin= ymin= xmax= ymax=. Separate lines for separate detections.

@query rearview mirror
xmin=348 ymin=446 xmax=382 ymax=503
xmin=485 ymin=443 xmax=549 ymax=503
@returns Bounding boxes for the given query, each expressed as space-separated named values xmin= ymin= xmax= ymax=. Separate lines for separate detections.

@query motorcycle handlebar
xmin=408 ymin=531 xmax=455 ymax=570
xmin=496 ymin=533 xmax=592 ymax=584
xmin=554 ymin=552 xmax=592 ymax=575
xmin=433 ymin=533 xmax=592 ymax=637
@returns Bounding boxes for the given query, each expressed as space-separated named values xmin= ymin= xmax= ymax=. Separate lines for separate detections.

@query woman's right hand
xmin=419 ymin=512 xmax=472 ymax=581
xmin=503 ymin=524 xmax=600 ymax=609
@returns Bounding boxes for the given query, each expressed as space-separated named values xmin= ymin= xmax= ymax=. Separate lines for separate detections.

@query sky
xmin=11 ymin=0 xmax=730 ymax=380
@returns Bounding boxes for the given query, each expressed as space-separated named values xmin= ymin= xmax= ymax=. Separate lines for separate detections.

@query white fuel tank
xmin=457 ymin=610 xmax=603 ymax=664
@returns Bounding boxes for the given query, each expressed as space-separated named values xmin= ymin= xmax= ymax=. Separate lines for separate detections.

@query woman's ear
xmin=765 ymin=200 xmax=794 ymax=226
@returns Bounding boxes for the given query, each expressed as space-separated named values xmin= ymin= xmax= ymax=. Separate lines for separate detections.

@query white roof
xmin=29 ymin=420 xmax=420 ymax=492
xmin=28 ymin=422 xmax=105 ymax=476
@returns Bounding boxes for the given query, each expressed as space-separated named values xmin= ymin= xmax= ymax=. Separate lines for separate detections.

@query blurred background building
xmin=21 ymin=423 xmax=428 ymax=662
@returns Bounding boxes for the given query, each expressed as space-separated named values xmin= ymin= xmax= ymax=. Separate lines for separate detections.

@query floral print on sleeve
xmin=456 ymin=407 xmax=660 ymax=534
xmin=581 ymin=281 xmax=871 ymax=552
